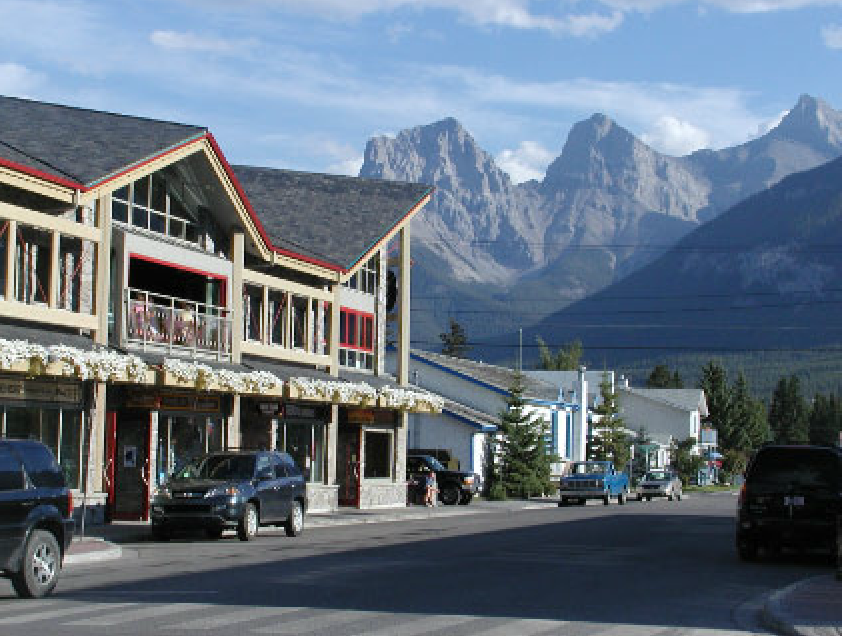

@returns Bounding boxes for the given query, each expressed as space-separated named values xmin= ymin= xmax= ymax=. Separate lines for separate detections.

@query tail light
xmin=66 ymin=490 xmax=73 ymax=518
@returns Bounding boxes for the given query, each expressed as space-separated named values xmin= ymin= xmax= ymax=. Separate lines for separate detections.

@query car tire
xmin=603 ymin=493 xmax=611 ymax=505
xmin=12 ymin=530 xmax=61 ymax=599
xmin=676 ymin=490 xmax=682 ymax=501
xmin=668 ymin=489 xmax=675 ymax=501
xmin=577 ymin=498 xmax=586 ymax=506
xmin=206 ymin=528 xmax=223 ymax=540
xmin=646 ymin=496 xmax=652 ymax=502
xmin=458 ymin=493 xmax=473 ymax=505
xmin=238 ymin=503 xmax=259 ymax=541
xmin=618 ymin=490 xmax=627 ymax=505
xmin=440 ymin=484 xmax=460 ymax=506
xmin=151 ymin=523 xmax=171 ymax=542
xmin=285 ymin=500 xmax=304 ymax=537
xmin=636 ymin=493 xmax=643 ymax=501
xmin=737 ymin=540 xmax=758 ymax=561
xmin=559 ymin=497 xmax=569 ymax=507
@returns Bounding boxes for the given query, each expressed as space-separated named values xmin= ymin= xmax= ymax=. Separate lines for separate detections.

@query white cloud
xmin=326 ymin=155 xmax=365 ymax=176
xmin=0 ymin=62 xmax=44 ymax=95
xmin=641 ymin=116 xmax=711 ymax=154
xmin=821 ymin=23 xmax=842 ymax=49
xmin=496 ymin=141 xmax=555 ymax=183
xmin=752 ymin=109 xmax=789 ymax=137
xmin=601 ymin=0 xmax=842 ymax=12
xmin=149 ymin=30 xmax=256 ymax=54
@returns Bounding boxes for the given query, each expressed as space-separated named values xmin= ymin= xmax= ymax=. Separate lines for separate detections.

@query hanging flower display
xmin=162 ymin=359 xmax=283 ymax=395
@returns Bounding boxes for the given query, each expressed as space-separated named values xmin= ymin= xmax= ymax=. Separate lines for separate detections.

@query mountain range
xmin=359 ymin=94 xmax=842 ymax=356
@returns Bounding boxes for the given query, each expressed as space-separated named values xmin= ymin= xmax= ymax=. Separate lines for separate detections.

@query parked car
xmin=558 ymin=461 xmax=629 ymax=506
xmin=150 ymin=450 xmax=307 ymax=541
xmin=0 ymin=440 xmax=75 ymax=598
xmin=407 ymin=455 xmax=478 ymax=505
xmin=636 ymin=469 xmax=683 ymax=501
xmin=736 ymin=444 xmax=842 ymax=561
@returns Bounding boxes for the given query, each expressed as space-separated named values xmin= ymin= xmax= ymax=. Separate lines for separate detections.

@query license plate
xmin=783 ymin=496 xmax=804 ymax=506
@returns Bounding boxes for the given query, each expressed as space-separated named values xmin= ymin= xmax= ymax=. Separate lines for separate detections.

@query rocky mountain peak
xmin=771 ymin=93 xmax=842 ymax=149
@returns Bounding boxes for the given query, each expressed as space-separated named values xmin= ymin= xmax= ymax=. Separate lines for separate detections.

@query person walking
xmin=424 ymin=468 xmax=437 ymax=507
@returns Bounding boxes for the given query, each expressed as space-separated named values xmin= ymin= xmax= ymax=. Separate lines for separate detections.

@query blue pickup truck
xmin=558 ymin=461 xmax=630 ymax=506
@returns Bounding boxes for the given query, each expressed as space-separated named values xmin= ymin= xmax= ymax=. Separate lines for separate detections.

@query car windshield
xmin=174 ymin=454 xmax=256 ymax=481
xmin=748 ymin=449 xmax=840 ymax=489
xmin=425 ymin=457 xmax=446 ymax=472
xmin=572 ymin=462 xmax=608 ymax=474
xmin=645 ymin=471 xmax=669 ymax=481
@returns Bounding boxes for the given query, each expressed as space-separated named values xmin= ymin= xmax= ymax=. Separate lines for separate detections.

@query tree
xmin=646 ymin=364 xmax=683 ymax=388
xmin=699 ymin=360 xmax=733 ymax=452
xmin=729 ymin=373 xmax=769 ymax=451
xmin=587 ymin=373 xmax=631 ymax=470
xmin=809 ymin=393 xmax=842 ymax=446
xmin=670 ymin=436 xmax=704 ymax=486
xmin=630 ymin=427 xmax=655 ymax=485
xmin=768 ymin=375 xmax=809 ymax=444
xmin=440 ymin=318 xmax=469 ymax=358
xmin=535 ymin=336 xmax=583 ymax=371
xmin=494 ymin=372 xmax=556 ymax=498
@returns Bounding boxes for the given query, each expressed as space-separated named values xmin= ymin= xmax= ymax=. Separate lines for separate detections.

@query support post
xmin=231 ymin=232 xmax=244 ymax=363
xmin=5 ymin=219 xmax=16 ymax=300
xmin=94 ymin=197 xmax=111 ymax=345
xmin=49 ymin=230 xmax=60 ymax=309
xmin=330 ymin=284 xmax=340 ymax=377
xmin=397 ymin=225 xmax=411 ymax=386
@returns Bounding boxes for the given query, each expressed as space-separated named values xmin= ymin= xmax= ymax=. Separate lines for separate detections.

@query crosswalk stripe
xmin=0 ymin=600 xmax=59 ymax=616
xmin=252 ymin=609 xmax=374 ymax=634
xmin=64 ymin=602 xmax=208 ymax=626
xmin=470 ymin=618 xmax=566 ymax=636
xmin=0 ymin=602 xmax=137 ymax=624
xmin=589 ymin=624 xmax=666 ymax=636
xmin=352 ymin=613 xmax=478 ymax=636
xmin=168 ymin=606 xmax=303 ymax=630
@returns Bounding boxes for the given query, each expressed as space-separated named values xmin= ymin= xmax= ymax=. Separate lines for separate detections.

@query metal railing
xmin=124 ymin=287 xmax=232 ymax=361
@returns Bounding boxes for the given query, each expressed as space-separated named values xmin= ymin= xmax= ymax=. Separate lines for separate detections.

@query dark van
xmin=736 ymin=444 xmax=842 ymax=560
xmin=0 ymin=440 xmax=75 ymax=598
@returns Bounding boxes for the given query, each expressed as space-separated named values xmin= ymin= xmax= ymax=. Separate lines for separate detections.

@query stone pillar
xmin=395 ymin=413 xmax=408 ymax=483
xmin=326 ymin=404 xmax=338 ymax=485
xmin=269 ymin=417 xmax=278 ymax=451
xmin=397 ymin=225 xmax=410 ymax=386
xmin=230 ymin=232 xmax=244 ymax=364
xmin=228 ymin=396 xmax=241 ymax=449
xmin=88 ymin=382 xmax=107 ymax=495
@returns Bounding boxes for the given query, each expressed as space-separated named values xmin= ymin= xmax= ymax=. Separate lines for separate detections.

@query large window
xmin=1 ymin=405 xmax=84 ymax=489
xmin=112 ymin=173 xmax=201 ymax=245
xmin=363 ymin=430 xmax=393 ymax=479
xmin=343 ymin=256 xmax=378 ymax=295
xmin=276 ymin=422 xmax=325 ymax=483
xmin=339 ymin=308 xmax=374 ymax=370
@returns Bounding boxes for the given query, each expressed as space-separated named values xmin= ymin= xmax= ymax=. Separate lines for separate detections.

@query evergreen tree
xmin=496 ymin=372 xmax=556 ymax=498
xmin=440 ymin=318 xmax=470 ymax=358
xmin=699 ymin=360 xmax=733 ymax=452
xmin=587 ymin=373 xmax=631 ymax=470
xmin=670 ymin=436 xmax=704 ymax=486
xmin=809 ymin=393 xmax=842 ymax=446
xmin=768 ymin=375 xmax=809 ymax=444
xmin=535 ymin=337 xmax=583 ymax=371
xmin=730 ymin=373 xmax=770 ymax=450
xmin=646 ymin=364 xmax=683 ymax=388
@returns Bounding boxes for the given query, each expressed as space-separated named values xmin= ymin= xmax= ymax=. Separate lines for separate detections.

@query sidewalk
xmin=762 ymin=575 xmax=842 ymax=636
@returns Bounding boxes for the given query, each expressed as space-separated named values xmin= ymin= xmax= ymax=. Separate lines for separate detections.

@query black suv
xmin=150 ymin=450 xmax=307 ymax=541
xmin=0 ymin=440 xmax=75 ymax=598
xmin=737 ymin=444 xmax=842 ymax=560
xmin=407 ymin=455 xmax=478 ymax=505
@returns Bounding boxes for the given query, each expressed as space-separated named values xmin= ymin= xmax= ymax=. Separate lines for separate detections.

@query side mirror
xmin=256 ymin=467 xmax=273 ymax=481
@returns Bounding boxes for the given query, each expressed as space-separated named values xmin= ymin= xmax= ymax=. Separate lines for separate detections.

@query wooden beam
xmin=398 ymin=224 xmax=411 ymax=386
xmin=242 ymin=267 xmax=332 ymax=302
xmin=0 ymin=201 xmax=100 ymax=242
xmin=0 ymin=299 xmax=99 ymax=330
xmin=5 ymin=219 xmax=16 ymax=301
xmin=240 ymin=340 xmax=331 ymax=368
xmin=0 ymin=166 xmax=76 ymax=204
xmin=231 ymin=232 xmax=244 ymax=363
xmin=48 ymin=230 xmax=60 ymax=309
xmin=330 ymin=284 xmax=340 ymax=377
xmin=94 ymin=197 xmax=111 ymax=344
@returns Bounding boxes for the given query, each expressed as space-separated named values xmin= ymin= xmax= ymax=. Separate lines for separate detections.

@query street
xmin=0 ymin=493 xmax=831 ymax=636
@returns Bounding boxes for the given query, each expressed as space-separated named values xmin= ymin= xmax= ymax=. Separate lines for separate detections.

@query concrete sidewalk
xmin=762 ymin=574 xmax=842 ymax=636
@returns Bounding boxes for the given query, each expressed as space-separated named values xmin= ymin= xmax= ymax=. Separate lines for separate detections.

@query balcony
xmin=124 ymin=288 xmax=232 ymax=361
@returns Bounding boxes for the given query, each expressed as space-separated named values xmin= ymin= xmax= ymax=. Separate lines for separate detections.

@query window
xmin=18 ymin=443 xmax=63 ymax=488
xmin=276 ymin=422 xmax=325 ymax=483
xmin=339 ymin=308 xmax=374 ymax=370
xmin=364 ymin=431 xmax=393 ymax=479
xmin=15 ymin=224 xmax=51 ymax=305
xmin=342 ymin=256 xmax=378 ymax=295
xmin=0 ymin=447 xmax=24 ymax=491
xmin=243 ymin=285 xmax=263 ymax=342
xmin=111 ymin=173 xmax=201 ymax=245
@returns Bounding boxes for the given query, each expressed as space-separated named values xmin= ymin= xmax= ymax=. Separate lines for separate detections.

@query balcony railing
xmin=124 ymin=287 xmax=232 ymax=361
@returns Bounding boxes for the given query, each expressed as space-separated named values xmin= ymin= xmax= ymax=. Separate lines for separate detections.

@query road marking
xmin=65 ymin=602 xmax=207 ymax=626
xmin=252 ymin=609 xmax=374 ymax=634
xmin=470 ymin=618 xmax=566 ymax=636
xmin=168 ymin=606 xmax=303 ymax=630
xmin=351 ymin=613 xmax=478 ymax=636
xmin=589 ymin=623 xmax=668 ymax=636
xmin=0 ymin=602 xmax=137 ymax=624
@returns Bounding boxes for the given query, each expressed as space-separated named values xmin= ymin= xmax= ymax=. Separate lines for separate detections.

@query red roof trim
xmin=205 ymin=133 xmax=344 ymax=274
xmin=0 ymin=156 xmax=83 ymax=191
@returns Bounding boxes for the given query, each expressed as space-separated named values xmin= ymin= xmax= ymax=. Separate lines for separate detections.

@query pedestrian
xmin=425 ymin=468 xmax=437 ymax=507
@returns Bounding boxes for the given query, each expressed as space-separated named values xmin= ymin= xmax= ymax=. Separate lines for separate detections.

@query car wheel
xmin=151 ymin=523 xmax=171 ymax=542
xmin=676 ymin=490 xmax=682 ymax=501
xmin=737 ymin=540 xmax=758 ymax=561
xmin=238 ymin=503 xmax=259 ymax=541
xmin=636 ymin=493 xmax=643 ymax=501
xmin=206 ymin=528 xmax=223 ymax=540
xmin=285 ymin=500 xmax=304 ymax=537
xmin=458 ymin=493 xmax=473 ymax=505
xmin=646 ymin=496 xmax=652 ymax=502
xmin=12 ymin=530 xmax=60 ymax=599
xmin=577 ymin=498 xmax=586 ymax=505
xmin=440 ymin=484 xmax=460 ymax=506
xmin=618 ymin=490 xmax=627 ymax=505
xmin=559 ymin=497 xmax=569 ymax=507
xmin=603 ymin=493 xmax=611 ymax=505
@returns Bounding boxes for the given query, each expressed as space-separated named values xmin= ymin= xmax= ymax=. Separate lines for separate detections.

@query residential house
xmin=0 ymin=95 xmax=441 ymax=522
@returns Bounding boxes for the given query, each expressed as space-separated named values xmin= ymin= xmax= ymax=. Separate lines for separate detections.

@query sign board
xmin=700 ymin=427 xmax=717 ymax=445
xmin=258 ymin=401 xmax=282 ymax=416
xmin=0 ymin=376 xmax=81 ymax=405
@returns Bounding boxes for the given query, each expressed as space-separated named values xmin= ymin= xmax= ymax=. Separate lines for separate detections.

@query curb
xmin=65 ymin=538 xmax=123 ymax=566
xmin=761 ymin=576 xmax=838 ymax=636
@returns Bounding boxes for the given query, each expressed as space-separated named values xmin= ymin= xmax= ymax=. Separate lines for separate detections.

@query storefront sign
xmin=258 ymin=401 xmax=282 ymax=416
xmin=0 ymin=376 xmax=81 ymax=405
xmin=285 ymin=403 xmax=323 ymax=420
xmin=125 ymin=391 xmax=221 ymax=413
xmin=345 ymin=409 xmax=375 ymax=424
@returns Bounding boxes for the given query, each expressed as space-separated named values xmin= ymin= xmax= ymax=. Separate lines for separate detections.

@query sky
xmin=1 ymin=0 xmax=841 ymax=183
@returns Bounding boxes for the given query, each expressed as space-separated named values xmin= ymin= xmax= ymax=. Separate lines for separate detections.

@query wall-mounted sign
xmin=258 ymin=401 xmax=281 ymax=416
xmin=125 ymin=391 xmax=221 ymax=413
xmin=0 ymin=376 xmax=81 ymax=405
xmin=285 ymin=403 xmax=323 ymax=420
xmin=123 ymin=445 xmax=137 ymax=468
xmin=345 ymin=409 xmax=375 ymax=424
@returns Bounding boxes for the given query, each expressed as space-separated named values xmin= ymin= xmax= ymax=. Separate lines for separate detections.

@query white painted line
xmin=252 ymin=609 xmax=374 ymax=634
xmin=168 ymin=606 xmax=302 ymax=630
xmin=0 ymin=602 xmax=137 ymax=624
xmin=470 ymin=618 xmax=566 ymax=636
xmin=65 ymin=602 xmax=208 ymax=626
xmin=354 ymin=613 xmax=477 ymax=636
xmin=588 ymin=623 xmax=664 ymax=636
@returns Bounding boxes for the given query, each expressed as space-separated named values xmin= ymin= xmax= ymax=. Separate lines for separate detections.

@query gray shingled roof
xmin=442 ymin=399 xmax=498 ymax=431
xmin=619 ymin=387 xmax=709 ymax=416
xmin=231 ymin=165 xmax=432 ymax=272
xmin=0 ymin=95 xmax=205 ymax=187
xmin=411 ymin=349 xmax=561 ymax=402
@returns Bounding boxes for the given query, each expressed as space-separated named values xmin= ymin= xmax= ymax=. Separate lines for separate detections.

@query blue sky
xmin=1 ymin=0 xmax=841 ymax=182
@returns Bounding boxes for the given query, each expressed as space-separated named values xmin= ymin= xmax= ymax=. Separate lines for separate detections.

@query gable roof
xmin=0 ymin=95 xmax=206 ymax=189
xmin=442 ymin=399 xmax=499 ymax=432
xmin=231 ymin=166 xmax=432 ymax=273
xmin=618 ymin=387 xmax=709 ymax=417
xmin=411 ymin=349 xmax=562 ymax=403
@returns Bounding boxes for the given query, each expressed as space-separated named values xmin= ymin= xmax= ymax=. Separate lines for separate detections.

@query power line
xmin=409 ymin=340 xmax=842 ymax=353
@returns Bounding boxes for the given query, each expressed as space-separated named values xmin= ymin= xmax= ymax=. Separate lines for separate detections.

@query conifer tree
xmin=809 ymin=393 xmax=842 ymax=446
xmin=768 ymin=375 xmax=809 ymax=444
xmin=535 ymin=337 xmax=583 ymax=371
xmin=496 ymin=372 xmax=556 ymax=498
xmin=699 ymin=360 xmax=733 ymax=450
xmin=440 ymin=318 xmax=470 ymax=358
xmin=587 ymin=373 xmax=630 ymax=470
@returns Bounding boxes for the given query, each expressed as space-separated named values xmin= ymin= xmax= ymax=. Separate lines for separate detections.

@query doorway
xmin=337 ymin=426 xmax=361 ymax=507
xmin=107 ymin=411 xmax=151 ymax=521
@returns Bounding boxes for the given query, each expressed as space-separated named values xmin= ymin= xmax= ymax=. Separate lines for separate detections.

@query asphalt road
xmin=0 ymin=493 xmax=831 ymax=635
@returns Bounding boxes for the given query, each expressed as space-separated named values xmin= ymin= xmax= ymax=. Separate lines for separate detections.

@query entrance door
xmin=110 ymin=412 xmax=151 ymax=520
xmin=337 ymin=427 xmax=361 ymax=507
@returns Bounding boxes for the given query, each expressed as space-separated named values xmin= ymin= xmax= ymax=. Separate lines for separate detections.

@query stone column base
xmin=306 ymin=483 xmax=339 ymax=513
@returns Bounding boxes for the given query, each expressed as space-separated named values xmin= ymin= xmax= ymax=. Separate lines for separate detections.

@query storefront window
xmin=277 ymin=421 xmax=325 ymax=483
xmin=158 ymin=415 xmax=226 ymax=482
xmin=364 ymin=430 xmax=392 ymax=479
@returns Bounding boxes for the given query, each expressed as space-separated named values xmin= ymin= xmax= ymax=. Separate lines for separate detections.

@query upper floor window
xmin=112 ymin=173 xmax=204 ymax=247
xmin=342 ymin=256 xmax=378 ymax=295
xmin=339 ymin=308 xmax=373 ymax=371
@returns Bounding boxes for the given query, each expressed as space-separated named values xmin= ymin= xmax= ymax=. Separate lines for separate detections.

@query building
xmin=0 ymin=95 xmax=441 ymax=522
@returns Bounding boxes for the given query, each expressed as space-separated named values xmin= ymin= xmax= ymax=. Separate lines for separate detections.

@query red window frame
xmin=340 ymin=308 xmax=374 ymax=352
